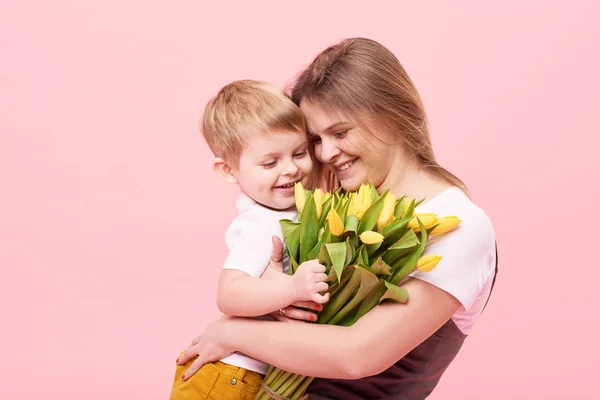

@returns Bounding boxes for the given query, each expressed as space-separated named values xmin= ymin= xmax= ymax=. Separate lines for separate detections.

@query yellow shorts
xmin=170 ymin=359 xmax=264 ymax=400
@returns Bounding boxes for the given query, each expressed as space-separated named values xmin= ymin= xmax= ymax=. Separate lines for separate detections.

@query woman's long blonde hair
xmin=288 ymin=37 xmax=467 ymax=194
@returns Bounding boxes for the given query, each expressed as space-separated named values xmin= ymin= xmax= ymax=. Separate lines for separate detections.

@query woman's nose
xmin=317 ymin=138 xmax=341 ymax=163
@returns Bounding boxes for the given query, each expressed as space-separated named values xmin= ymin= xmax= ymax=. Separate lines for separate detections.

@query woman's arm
xmin=179 ymin=277 xmax=461 ymax=380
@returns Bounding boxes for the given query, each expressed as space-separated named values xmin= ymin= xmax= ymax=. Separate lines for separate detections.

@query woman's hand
xmin=176 ymin=316 xmax=235 ymax=380
xmin=263 ymin=236 xmax=326 ymax=323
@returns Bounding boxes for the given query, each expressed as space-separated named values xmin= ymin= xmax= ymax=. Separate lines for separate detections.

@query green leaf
xmin=299 ymin=197 xmax=319 ymax=262
xmin=383 ymin=247 xmax=415 ymax=267
xmin=414 ymin=197 xmax=426 ymax=207
xmin=389 ymin=218 xmax=429 ymax=285
xmin=336 ymin=195 xmax=351 ymax=223
xmin=280 ymin=219 xmax=301 ymax=264
xmin=381 ymin=215 xmax=411 ymax=247
xmin=389 ymin=229 xmax=420 ymax=250
xmin=394 ymin=195 xmax=406 ymax=219
xmin=280 ymin=219 xmax=300 ymax=236
xmin=318 ymin=243 xmax=332 ymax=270
xmin=345 ymin=238 xmax=355 ymax=266
xmin=307 ymin=239 xmax=322 ymax=260
xmin=289 ymin=256 xmax=299 ymax=275
xmin=366 ymin=242 xmax=382 ymax=257
xmin=357 ymin=189 xmax=389 ymax=234
xmin=353 ymin=244 xmax=366 ymax=267
xmin=328 ymin=266 xmax=380 ymax=325
xmin=344 ymin=214 xmax=360 ymax=236
xmin=379 ymin=281 xmax=409 ymax=304
xmin=318 ymin=195 xmax=334 ymax=227
xmin=321 ymin=223 xmax=333 ymax=244
xmin=369 ymin=181 xmax=380 ymax=201
xmin=389 ymin=252 xmax=411 ymax=271
xmin=425 ymin=223 xmax=440 ymax=236
xmin=370 ymin=257 xmax=391 ymax=276
xmin=382 ymin=229 xmax=420 ymax=265
xmin=319 ymin=196 xmax=333 ymax=225
xmin=403 ymin=199 xmax=416 ymax=220
xmin=349 ymin=279 xmax=387 ymax=324
xmin=357 ymin=244 xmax=369 ymax=267
xmin=318 ymin=266 xmax=360 ymax=323
xmin=325 ymin=242 xmax=347 ymax=283
xmin=326 ymin=264 xmax=353 ymax=294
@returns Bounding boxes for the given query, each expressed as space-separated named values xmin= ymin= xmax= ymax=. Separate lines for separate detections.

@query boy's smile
xmin=233 ymin=130 xmax=313 ymax=211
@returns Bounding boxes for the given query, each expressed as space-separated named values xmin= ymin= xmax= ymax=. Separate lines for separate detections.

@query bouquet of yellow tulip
xmin=254 ymin=183 xmax=461 ymax=400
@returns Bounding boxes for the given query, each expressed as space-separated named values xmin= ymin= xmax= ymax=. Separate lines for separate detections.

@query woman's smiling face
xmin=300 ymin=98 xmax=401 ymax=192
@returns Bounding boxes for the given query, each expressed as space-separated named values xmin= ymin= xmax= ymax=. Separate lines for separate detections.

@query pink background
xmin=1 ymin=1 xmax=598 ymax=398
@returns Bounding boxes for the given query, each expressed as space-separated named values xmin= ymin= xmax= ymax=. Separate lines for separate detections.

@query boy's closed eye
xmin=261 ymin=160 xmax=277 ymax=168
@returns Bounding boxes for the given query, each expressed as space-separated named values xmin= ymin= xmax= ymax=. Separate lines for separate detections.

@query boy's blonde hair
xmin=201 ymin=80 xmax=307 ymax=167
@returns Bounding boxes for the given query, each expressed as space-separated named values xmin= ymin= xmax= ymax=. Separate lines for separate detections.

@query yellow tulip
xmin=357 ymin=184 xmax=372 ymax=218
xmin=431 ymin=216 xmax=462 ymax=236
xmin=408 ymin=213 xmax=438 ymax=231
xmin=359 ymin=230 xmax=384 ymax=244
xmin=294 ymin=182 xmax=306 ymax=213
xmin=347 ymin=192 xmax=360 ymax=216
xmin=313 ymin=188 xmax=324 ymax=219
xmin=324 ymin=192 xmax=332 ymax=203
xmin=376 ymin=193 xmax=396 ymax=230
xmin=416 ymin=254 xmax=442 ymax=272
xmin=327 ymin=209 xmax=344 ymax=236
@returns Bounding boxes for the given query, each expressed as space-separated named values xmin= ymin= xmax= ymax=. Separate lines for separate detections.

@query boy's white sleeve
xmin=222 ymin=213 xmax=280 ymax=277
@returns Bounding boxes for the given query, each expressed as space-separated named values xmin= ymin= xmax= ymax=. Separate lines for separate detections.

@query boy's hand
xmin=265 ymin=236 xmax=329 ymax=322
xmin=291 ymin=260 xmax=330 ymax=304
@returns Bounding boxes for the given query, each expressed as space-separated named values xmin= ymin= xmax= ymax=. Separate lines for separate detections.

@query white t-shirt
xmin=220 ymin=192 xmax=297 ymax=374
xmin=410 ymin=187 xmax=497 ymax=334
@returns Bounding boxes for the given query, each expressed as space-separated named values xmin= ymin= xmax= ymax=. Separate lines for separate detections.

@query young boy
xmin=169 ymin=80 xmax=329 ymax=400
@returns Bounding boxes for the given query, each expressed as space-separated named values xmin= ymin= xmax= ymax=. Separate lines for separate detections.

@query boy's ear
xmin=213 ymin=157 xmax=237 ymax=184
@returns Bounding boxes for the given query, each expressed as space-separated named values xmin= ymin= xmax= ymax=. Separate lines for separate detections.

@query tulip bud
xmin=431 ymin=216 xmax=462 ymax=236
xmin=408 ymin=213 xmax=438 ymax=231
xmin=327 ymin=209 xmax=344 ymax=236
xmin=313 ymin=188 xmax=324 ymax=219
xmin=324 ymin=192 xmax=332 ymax=203
xmin=359 ymin=230 xmax=384 ymax=244
xmin=294 ymin=182 xmax=306 ymax=213
xmin=357 ymin=184 xmax=372 ymax=218
xmin=347 ymin=192 xmax=360 ymax=216
xmin=376 ymin=193 xmax=396 ymax=230
xmin=416 ymin=254 xmax=442 ymax=272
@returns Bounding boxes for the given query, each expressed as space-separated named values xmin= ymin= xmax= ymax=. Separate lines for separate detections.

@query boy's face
xmin=233 ymin=130 xmax=313 ymax=211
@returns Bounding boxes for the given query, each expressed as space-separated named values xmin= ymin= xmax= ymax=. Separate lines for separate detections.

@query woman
xmin=178 ymin=37 xmax=498 ymax=399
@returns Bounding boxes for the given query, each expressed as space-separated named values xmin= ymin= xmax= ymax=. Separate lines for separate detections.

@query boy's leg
xmin=169 ymin=356 xmax=219 ymax=400
xmin=226 ymin=362 xmax=264 ymax=399
xmin=170 ymin=357 xmax=263 ymax=400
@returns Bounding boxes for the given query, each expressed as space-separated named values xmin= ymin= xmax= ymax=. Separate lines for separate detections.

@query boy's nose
xmin=282 ymin=161 xmax=299 ymax=176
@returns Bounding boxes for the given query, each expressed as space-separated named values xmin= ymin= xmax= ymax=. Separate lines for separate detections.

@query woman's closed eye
xmin=334 ymin=130 xmax=349 ymax=138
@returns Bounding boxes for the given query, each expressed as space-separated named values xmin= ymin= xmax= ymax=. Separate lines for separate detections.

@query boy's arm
xmin=217 ymin=260 xmax=329 ymax=317
xmin=217 ymin=270 xmax=293 ymax=317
